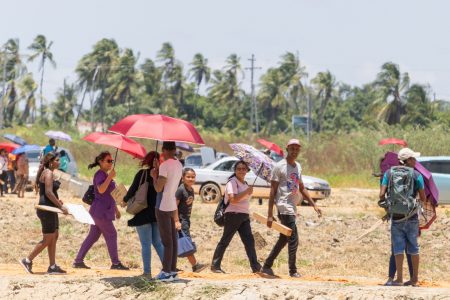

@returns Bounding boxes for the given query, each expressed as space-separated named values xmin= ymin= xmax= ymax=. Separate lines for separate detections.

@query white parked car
xmin=417 ymin=156 xmax=450 ymax=205
xmin=193 ymin=157 xmax=331 ymax=203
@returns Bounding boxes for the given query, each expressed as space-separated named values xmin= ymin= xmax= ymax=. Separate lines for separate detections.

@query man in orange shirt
xmin=6 ymin=152 xmax=16 ymax=193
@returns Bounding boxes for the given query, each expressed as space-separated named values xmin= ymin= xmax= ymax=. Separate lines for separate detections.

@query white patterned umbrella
xmin=229 ymin=143 xmax=274 ymax=182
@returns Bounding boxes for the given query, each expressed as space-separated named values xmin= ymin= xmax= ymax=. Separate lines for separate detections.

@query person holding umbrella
xmin=19 ymin=152 xmax=68 ymax=274
xmin=211 ymin=160 xmax=262 ymax=274
xmin=262 ymin=139 xmax=322 ymax=278
xmin=150 ymin=141 xmax=183 ymax=282
xmin=122 ymin=151 xmax=164 ymax=278
xmin=73 ymin=151 xmax=129 ymax=270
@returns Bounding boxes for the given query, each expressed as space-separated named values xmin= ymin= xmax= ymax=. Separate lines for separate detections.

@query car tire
xmin=200 ymin=182 xmax=221 ymax=204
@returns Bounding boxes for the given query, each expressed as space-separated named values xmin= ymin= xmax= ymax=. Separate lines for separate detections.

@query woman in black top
xmin=123 ymin=151 xmax=164 ymax=277
xmin=19 ymin=152 xmax=68 ymax=275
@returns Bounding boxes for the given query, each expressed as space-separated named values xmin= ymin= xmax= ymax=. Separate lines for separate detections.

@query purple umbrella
xmin=229 ymin=143 xmax=274 ymax=183
xmin=176 ymin=142 xmax=194 ymax=152
xmin=45 ymin=130 xmax=72 ymax=142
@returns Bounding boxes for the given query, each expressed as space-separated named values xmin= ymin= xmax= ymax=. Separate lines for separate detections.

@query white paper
xmin=65 ymin=203 xmax=95 ymax=225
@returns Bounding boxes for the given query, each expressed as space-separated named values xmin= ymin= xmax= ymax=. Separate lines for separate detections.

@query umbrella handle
xmin=113 ymin=148 xmax=118 ymax=168
xmin=252 ymin=164 xmax=264 ymax=186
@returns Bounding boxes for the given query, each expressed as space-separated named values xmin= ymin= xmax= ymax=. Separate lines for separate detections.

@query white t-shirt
xmin=271 ymin=159 xmax=302 ymax=215
xmin=158 ymin=158 xmax=183 ymax=212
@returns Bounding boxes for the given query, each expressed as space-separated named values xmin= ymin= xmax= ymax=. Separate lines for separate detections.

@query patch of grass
xmin=445 ymin=209 xmax=450 ymax=218
xmin=197 ymin=285 xmax=230 ymax=299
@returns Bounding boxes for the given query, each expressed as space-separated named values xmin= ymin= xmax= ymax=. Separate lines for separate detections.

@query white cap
xmin=287 ymin=139 xmax=301 ymax=147
xmin=398 ymin=148 xmax=420 ymax=161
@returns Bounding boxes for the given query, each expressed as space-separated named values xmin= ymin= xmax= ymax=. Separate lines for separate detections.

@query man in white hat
xmin=379 ymin=147 xmax=426 ymax=286
xmin=262 ymin=139 xmax=322 ymax=278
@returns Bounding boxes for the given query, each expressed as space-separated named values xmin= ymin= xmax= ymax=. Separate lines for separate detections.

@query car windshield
xmin=26 ymin=151 xmax=41 ymax=162
xmin=420 ymin=160 xmax=450 ymax=175
xmin=214 ymin=160 xmax=235 ymax=172
xmin=185 ymin=155 xmax=202 ymax=167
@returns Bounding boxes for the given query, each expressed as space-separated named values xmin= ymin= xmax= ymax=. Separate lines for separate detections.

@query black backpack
xmin=213 ymin=179 xmax=241 ymax=227
xmin=82 ymin=185 xmax=95 ymax=205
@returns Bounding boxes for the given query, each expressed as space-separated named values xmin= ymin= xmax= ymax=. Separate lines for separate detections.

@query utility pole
xmin=246 ymin=54 xmax=261 ymax=134
xmin=307 ymin=92 xmax=312 ymax=141
xmin=0 ymin=47 xmax=8 ymax=129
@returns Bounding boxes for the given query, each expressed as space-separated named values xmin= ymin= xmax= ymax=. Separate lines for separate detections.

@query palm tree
xmin=18 ymin=73 xmax=37 ymax=124
xmin=222 ymin=54 xmax=244 ymax=103
xmin=279 ymin=52 xmax=308 ymax=111
xmin=28 ymin=35 xmax=56 ymax=121
xmin=402 ymin=84 xmax=432 ymax=126
xmin=189 ymin=53 xmax=211 ymax=95
xmin=312 ymin=70 xmax=336 ymax=132
xmin=374 ymin=62 xmax=409 ymax=125
xmin=258 ymin=68 xmax=286 ymax=133
xmin=53 ymin=80 xmax=77 ymax=128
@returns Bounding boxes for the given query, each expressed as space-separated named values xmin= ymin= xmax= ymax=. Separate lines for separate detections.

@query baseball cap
xmin=287 ymin=139 xmax=301 ymax=147
xmin=398 ymin=148 xmax=420 ymax=161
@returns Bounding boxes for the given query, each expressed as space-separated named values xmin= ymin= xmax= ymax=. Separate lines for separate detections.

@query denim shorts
xmin=391 ymin=218 xmax=419 ymax=255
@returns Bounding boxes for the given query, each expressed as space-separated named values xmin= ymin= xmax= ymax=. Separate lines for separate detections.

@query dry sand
xmin=0 ymin=188 xmax=450 ymax=299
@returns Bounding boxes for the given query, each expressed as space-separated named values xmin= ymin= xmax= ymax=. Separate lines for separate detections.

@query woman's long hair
xmin=141 ymin=151 xmax=159 ymax=169
xmin=228 ymin=160 xmax=250 ymax=180
xmin=35 ymin=152 xmax=59 ymax=190
xmin=88 ymin=151 xmax=111 ymax=169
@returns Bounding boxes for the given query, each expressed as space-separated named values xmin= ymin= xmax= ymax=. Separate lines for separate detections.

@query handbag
xmin=82 ymin=185 xmax=95 ymax=205
xmin=177 ymin=231 xmax=196 ymax=257
xmin=126 ymin=169 xmax=149 ymax=215
xmin=214 ymin=180 xmax=236 ymax=227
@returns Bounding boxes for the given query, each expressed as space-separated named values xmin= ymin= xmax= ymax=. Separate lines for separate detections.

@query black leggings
xmin=0 ymin=173 xmax=7 ymax=195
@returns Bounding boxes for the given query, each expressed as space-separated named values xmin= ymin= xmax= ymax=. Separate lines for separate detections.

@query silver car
xmin=194 ymin=156 xmax=331 ymax=203
xmin=417 ymin=156 xmax=450 ymax=205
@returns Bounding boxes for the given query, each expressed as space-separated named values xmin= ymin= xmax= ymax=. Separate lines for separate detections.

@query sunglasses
xmin=105 ymin=159 xmax=114 ymax=164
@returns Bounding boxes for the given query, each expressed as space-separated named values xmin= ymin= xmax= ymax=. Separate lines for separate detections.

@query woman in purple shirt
xmin=73 ymin=151 xmax=129 ymax=270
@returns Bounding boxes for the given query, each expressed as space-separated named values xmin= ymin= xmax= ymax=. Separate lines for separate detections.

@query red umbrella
xmin=257 ymin=138 xmax=284 ymax=156
xmin=379 ymin=138 xmax=407 ymax=147
xmin=83 ymin=132 xmax=147 ymax=159
xmin=108 ymin=114 xmax=205 ymax=145
xmin=0 ymin=142 xmax=20 ymax=153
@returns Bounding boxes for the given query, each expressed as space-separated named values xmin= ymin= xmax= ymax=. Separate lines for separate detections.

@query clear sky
xmin=2 ymin=0 xmax=450 ymax=103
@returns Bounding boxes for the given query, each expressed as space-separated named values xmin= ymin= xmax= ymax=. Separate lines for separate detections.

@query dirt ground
xmin=1 ymin=188 xmax=450 ymax=299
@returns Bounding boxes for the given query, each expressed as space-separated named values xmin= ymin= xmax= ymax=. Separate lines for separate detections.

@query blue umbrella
xmin=12 ymin=144 xmax=42 ymax=155
xmin=3 ymin=134 xmax=27 ymax=146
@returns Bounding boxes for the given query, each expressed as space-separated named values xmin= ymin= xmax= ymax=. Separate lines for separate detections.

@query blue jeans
xmin=391 ymin=218 xmax=419 ymax=255
xmin=135 ymin=222 xmax=164 ymax=275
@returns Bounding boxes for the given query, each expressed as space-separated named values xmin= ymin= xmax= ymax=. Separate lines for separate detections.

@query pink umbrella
xmin=108 ymin=114 xmax=204 ymax=145
xmin=83 ymin=133 xmax=147 ymax=166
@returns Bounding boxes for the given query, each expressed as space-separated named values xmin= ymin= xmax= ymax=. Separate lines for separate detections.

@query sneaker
xmin=384 ymin=277 xmax=394 ymax=286
xmin=19 ymin=258 xmax=33 ymax=274
xmin=155 ymin=271 xmax=174 ymax=282
xmin=47 ymin=265 xmax=67 ymax=275
xmin=72 ymin=262 xmax=90 ymax=269
xmin=111 ymin=262 xmax=130 ymax=270
xmin=170 ymin=272 xmax=179 ymax=281
xmin=192 ymin=263 xmax=208 ymax=273
xmin=210 ymin=266 xmax=225 ymax=274
xmin=261 ymin=267 xmax=275 ymax=276
xmin=290 ymin=272 xmax=302 ymax=278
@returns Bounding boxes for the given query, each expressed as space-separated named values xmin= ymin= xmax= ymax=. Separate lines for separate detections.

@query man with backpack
xmin=379 ymin=148 xmax=427 ymax=287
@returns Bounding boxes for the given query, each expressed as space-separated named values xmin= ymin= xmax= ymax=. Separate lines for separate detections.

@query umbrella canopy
xmin=45 ymin=130 xmax=72 ymax=142
xmin=12 ymin=144 xmax=42 ymax=155
xmin=379 ymin=138 xmax=407 ymax=147
xmin=229 ymin=143 xmax=274 ymax=182
xmin=83 ymin=132 xmax=147 ymax=159
xmin=176 ymin=142 xmax=194 ymax=152
xmin=380 ymin=151 xmax=438 ymax=229
xmin=108 ymin=114 xmax=205 ymax=145
xmin=3 ymin=134 xmax=27 ymax=146
xmin=0 ymin=142 xmax=20 ymax=153
xmin=257 ymin=138 xmax=284 ymax=156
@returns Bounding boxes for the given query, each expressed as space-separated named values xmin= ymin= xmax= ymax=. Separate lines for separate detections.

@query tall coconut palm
xmin=189 ymin=53 xmax=211 ymax=95
xmin=258 ymin=68 xmax=286 ymax=133
xmin=312 ymin=70 xmax=336 ymax=132
xmin=222 ymin=54 xmax=244 ymax=103
xmin=18 ymin=73 xmax=37 ymax=124
xmin=53 ymin=80 xmax=77 ymax=128
xmin=279 ymin=52 xmax=308 ymax=111
xmin=374 ymin=62 xmax=409 ymax=125
xmin=28 ymin=35 xmax=56 ymax=121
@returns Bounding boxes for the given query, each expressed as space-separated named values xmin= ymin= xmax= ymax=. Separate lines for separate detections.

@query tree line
xmin=1 ymin=35 xmax=450 ymax=134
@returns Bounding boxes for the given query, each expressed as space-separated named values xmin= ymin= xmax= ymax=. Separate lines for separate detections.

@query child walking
xmin=175 ymin=168 xmax=207 ymax=273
